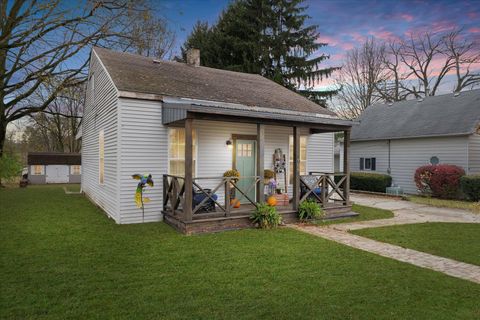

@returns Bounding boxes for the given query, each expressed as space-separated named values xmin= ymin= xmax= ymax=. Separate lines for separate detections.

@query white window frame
xmin=31 ymin=165 xmax=44 ymax=175
xmin=90 ymin=73 xmax=95 ymax=105
xmin=360 ymin=157 xmax=376 ymax=171
xmin=99 ymin=130 xmax=105 ymax=184
xmin=71 ymin=165 xmax=82 ymax=175
xmin=167 ymin=127 xmax=197 ymax=177
xmin=288 ymin=135 xmax=308 ymax=185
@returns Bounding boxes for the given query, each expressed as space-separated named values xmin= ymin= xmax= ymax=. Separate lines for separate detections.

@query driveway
xmin=332 ymin=193 xmax=480 ymax=231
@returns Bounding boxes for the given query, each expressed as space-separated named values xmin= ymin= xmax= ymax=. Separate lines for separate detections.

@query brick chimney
xmin=186 ymin=49 xmax=200 ymax=67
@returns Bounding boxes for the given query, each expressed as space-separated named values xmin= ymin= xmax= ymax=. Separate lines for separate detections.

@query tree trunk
xmin=0 ymin=113 xmax=6 ymax=158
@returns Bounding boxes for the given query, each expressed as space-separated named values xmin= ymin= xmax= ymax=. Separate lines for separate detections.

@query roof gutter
xmin=351 ymin=132 xmax=473 ymax=142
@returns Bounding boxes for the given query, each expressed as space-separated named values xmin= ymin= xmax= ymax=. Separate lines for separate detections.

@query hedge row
xmin=460 ymin=175 xmax=480 ymax=201
xmin=349 ymin=172 xmax=392 ymax=193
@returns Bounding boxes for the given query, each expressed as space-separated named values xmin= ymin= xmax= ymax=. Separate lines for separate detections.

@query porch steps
xmin=323 ymin=205 xmax=357 ymax=220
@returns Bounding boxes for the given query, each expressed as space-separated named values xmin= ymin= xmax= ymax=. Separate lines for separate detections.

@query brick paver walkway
xmin=332 ymin=194 xmax=480 ymax=231
xmin=289 ymin=195 xmax=480 ymax=284
xmin=290 ymin=224 xmax=480 ymax=284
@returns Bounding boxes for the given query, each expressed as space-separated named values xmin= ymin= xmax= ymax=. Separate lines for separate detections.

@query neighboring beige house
xmin=350 ymin=90 xmax=480 ymax=194
xmin=80 ymin=47 xmax=354 ymax=233
xmin=28 ymin=152 xmax=81 ymax=184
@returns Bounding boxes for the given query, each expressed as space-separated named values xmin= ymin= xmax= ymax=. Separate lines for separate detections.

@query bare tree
xmin=120 ymin=8 xmax=176 ymax=59
xmin=334 ymin=38 xmax=389 ymax=119
xmin=397 ymin=28 xmax=480 ymax=97
xmin=26 ymin=81 xmax=84 ymax=152
xmin=399 ymin=31 xmax=455 ymax=97
xmin=443 ymin=29 xmax=480 ymax=92
xmin=0 ymin=0 xmax=175 ymax=156
xmin=375 ymin=41 xmax=410 ymax=102
xmin=333 ymin=28 xmax=480 ymax=119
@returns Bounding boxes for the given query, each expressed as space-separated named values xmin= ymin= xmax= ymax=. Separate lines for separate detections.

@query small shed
xmin=27 ymin=152 xmax=81 ymax=184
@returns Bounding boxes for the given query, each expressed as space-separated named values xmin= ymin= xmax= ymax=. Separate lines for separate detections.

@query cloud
xmin=368 ymin=29 xmax=400 ymax=41
xmin=469 ymin=27 xmax=480 ymax=33
xmin=467 ymin=12 xmax=478 ymax=20
xmin=317 ymin=35 xmax=338 ymax=46
xmin=400 ymin=13 xmax=414 ymax=22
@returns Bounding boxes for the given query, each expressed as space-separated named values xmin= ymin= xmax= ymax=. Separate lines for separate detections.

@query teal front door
xmin=235 ymin=139 xmax=256 ymax=203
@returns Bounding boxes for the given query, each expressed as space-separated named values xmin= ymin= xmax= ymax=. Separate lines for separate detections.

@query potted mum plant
xmin=223 ymin=169 xmax=240 ymax=204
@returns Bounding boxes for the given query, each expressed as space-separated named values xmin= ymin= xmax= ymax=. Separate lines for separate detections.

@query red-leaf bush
xmin=414 ymin=164 xmax=465 ymax=199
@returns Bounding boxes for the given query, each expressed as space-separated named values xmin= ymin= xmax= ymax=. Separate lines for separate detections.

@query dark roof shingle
xmin=351 ymin=89 xmax=480 ymax=141
xmin=28 ymin=152 xmax=81 ymax=165
xmin=93 ymin=47 xmax=337 ymax=117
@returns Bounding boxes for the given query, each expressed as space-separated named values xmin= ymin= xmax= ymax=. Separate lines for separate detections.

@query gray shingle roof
xmin=93 ymin=47 xmax=337 ymax=117
xmin=351 ymin=89 xmax=480 ymax=141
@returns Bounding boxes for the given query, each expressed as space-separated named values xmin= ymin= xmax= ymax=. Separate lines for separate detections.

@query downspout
xmin=387 ymin=140 xmax=391 ymax=174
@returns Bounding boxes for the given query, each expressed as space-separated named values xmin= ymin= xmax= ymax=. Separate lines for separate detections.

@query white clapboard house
xmin=80 ymin=47 xmax=354 ymax=233
xmin=350 ymin=89 xmax=480 ymax=194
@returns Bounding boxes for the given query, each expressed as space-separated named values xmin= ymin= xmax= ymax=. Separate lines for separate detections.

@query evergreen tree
xmin=179 ymin=0 xmax=338 ymax=106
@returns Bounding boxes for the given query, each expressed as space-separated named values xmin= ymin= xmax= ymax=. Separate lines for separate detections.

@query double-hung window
xmin=360 ymin=157 xmax=376 ymax=171
xmin=32 ymin=165 xmax=43 ymax=175
xmin=168 ymin=128 xmax=196 ymax=177
xmin=289 ymin=135 xmax=307 ymax=184
xmin=71 ymin=165 xmax=81 ymax=175
xmin=99 ymin=130 xmax=105 ymax=184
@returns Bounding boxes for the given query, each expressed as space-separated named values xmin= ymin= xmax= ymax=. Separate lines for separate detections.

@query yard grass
xmin=1 ymin=185 xmax=479 ymax=319
xmin=313 ymin=204 xmax=394 ymax=226
xmin=352 ymin=222 xmax=480 ymax=266
xmin=406 ymin=195 xmax=479 ymax=213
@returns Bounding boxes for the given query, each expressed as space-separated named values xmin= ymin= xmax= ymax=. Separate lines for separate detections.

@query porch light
xmin=226 ymin=139 xmax=233 ymax=150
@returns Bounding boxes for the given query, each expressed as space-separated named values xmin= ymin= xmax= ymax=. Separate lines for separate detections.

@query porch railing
xmin=299 ymin=172 xmax=349 ymax=206
xmin=163 ymin=174 xmax=262 ymax=218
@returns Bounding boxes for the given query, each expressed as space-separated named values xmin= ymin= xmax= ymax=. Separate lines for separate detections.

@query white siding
xmin=117 ymin=98 xmax=168 ymax=224
xmin=350 ymin=136 xmax=470 ymax=194
xmin=114 ymin=115 xmax=335 ymax=223
xmin=468 ymin=133 xmax=480 ymax=174
xmin=307 ymin=133 xmax=334 ymax=173
xmin=350 ymin=140 xmax=390 ymax=173
xmin=194 ymin=121 xmax=331 ymax=200
xmin=81 ymin=51 xmax=119 ymax=221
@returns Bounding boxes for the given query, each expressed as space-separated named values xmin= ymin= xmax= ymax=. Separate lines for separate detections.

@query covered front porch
xmin=160 ymin=101 xmax=353 ymax=234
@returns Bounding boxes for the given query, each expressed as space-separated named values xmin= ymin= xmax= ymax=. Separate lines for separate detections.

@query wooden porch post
xmin=184 ymin=118 xmax=193 ymax=221
xmin=343 ymin=129 xmax=351 ymax=205
xmin=292 ymin=126 xmax=300 ymax=211
xmin=256 ymin=124 xmax=265 ymax=203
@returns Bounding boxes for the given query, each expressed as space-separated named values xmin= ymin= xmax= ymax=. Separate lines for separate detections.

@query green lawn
xmin=313 ymin=204 xmax=394 ymax=226
xmin=1 ymin=186 xmax=479 ymax=319
xmin=406 ymin=195 xmax=479 ymax=213
xmin=352 ymin=222 xmax=480 ymax=266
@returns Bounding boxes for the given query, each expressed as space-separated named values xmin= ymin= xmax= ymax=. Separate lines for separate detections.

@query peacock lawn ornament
xmin=132 ymin=174 xmax=154 ymax=222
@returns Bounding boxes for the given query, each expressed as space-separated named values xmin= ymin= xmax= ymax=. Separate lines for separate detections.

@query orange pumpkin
xmin=231 ymin=198 xmax=241 ymax=208
xmin=267 ymin=196 xmax=277 ymax=207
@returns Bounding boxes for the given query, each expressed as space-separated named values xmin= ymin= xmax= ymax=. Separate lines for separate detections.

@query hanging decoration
xmin=273 ymin=148 xmax=287 ymax=193
xmin=132 ymin=174 xmax=154 ymax=222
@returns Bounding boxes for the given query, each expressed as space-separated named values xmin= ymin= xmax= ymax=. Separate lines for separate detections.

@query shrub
xmin=298 ymin=200 xmax=324 ymax=221
xmin=250 ymin=203 xmax=282 ymax=229
xmin=414 ymin=164 xmax=465 ymax=199
xmin=460 ymin=175 xmax=480 ymax=201
xmin=0 ymin=154 xmax=22 ymax=183
xmin=350 ymin=172 xmax=392 ymax=193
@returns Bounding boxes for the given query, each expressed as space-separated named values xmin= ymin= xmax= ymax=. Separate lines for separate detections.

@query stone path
xmin=333 ymin=194 xmax=480 ymax=231
xmin=289 ymin=194 xmax=480 ymax=284
xmin=290 ymin=224 xmax=480 ymax=284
